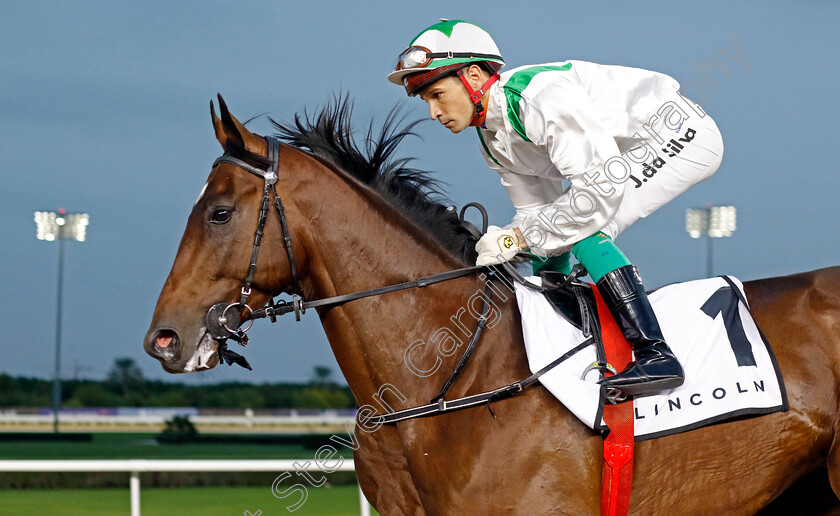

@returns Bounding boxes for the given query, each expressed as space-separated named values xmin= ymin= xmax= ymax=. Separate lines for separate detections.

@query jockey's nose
xmin=428 ymin=102 xmax=442 ymax=121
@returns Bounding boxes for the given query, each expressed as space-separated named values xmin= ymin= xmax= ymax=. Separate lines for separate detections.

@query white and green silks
xmin=476 ymin=60 xmax=724 ymax=258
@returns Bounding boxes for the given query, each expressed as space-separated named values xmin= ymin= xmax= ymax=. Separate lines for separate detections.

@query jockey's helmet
xmin=388 ymin=19 xmax=505 ymax=96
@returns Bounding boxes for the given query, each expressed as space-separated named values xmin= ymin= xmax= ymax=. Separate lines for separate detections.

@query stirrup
xmin=580 ymin=361 xmax=617 ymax=381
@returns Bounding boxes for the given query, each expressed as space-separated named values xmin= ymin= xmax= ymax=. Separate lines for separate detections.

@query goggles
xmin=395 ymin=46 xmax=503 ymax=71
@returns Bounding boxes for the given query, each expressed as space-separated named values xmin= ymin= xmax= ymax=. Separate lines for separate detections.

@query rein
xmin=204 ymin=135 xmax=597 ymax=423
xmin=251 ymin=265 xmax=486 ymax=322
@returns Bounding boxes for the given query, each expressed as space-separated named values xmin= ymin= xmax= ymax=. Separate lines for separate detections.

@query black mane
xmin=270 ymin=96 xmax=478 ymax=264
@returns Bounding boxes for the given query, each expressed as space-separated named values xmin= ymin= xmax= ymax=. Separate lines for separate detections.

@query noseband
xmin=204 ymin=136 xmax=302 ymax=367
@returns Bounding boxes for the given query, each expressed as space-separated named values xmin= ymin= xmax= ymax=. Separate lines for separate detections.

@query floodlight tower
xmin=34 ymin=209 xmax=89 ymax=433
xmin=685 ymin=205 xmax=736 ymax=278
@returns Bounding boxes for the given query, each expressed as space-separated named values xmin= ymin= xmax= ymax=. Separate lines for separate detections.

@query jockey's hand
xmin=475 ymin=226 xmax=527 ymax=266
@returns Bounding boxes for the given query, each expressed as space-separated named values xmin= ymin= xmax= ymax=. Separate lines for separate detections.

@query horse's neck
xmin=290 ymin=158 xmax=498 ymax=406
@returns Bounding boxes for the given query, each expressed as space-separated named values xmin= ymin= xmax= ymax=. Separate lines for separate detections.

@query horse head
xmin=144 ymin=95 xmax=306 ymax=373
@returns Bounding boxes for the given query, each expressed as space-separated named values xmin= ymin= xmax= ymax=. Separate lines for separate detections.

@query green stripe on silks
xmin=571 ymin=232 xmax=631 ymax=283
xmin=531 ymin=253 xmax=572 ymax=276
xmin=503 ymin=63 xmax=573 ymax=142
xmin=476 ymin=127 xmax=502 ymax=167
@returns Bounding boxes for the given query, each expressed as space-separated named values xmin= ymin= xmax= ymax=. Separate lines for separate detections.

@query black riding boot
xmin=596 ymin=265 xmax=684 ymax=397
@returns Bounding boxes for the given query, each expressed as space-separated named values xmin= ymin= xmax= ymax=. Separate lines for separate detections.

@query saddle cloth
xmin=514 ymin=275 xmax=788 ymax=440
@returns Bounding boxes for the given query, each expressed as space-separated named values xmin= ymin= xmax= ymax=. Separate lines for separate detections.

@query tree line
xmin=0 ymin=359 xmax=354 ymax=409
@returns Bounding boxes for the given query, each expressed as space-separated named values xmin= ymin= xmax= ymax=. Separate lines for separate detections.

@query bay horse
xmin=144 ymin=95 xmax=840 ymax=515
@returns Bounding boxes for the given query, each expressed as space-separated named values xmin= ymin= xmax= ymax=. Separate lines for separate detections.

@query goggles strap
xmin=457 ymin=69 xmax=500 ymax=127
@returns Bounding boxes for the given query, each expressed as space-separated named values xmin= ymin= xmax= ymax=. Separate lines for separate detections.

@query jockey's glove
xmin=475 ymin=226 xmax=526 ymax=266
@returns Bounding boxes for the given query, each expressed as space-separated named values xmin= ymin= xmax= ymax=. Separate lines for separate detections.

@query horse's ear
xmin=212 ymin=94 xmax=266 ymax=154
xmin=211 ymin=100 xmax=228 ymax=150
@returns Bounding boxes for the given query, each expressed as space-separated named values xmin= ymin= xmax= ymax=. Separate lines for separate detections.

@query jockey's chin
xmin=442 ymin=118 xmax=470 ymax=133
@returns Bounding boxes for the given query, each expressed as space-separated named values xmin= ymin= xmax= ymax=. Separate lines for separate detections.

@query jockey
xmin=388 ymin=19 xmax=724 ymax=398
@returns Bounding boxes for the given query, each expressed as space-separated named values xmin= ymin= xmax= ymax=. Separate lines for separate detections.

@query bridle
xmin=217 ymin=136 xmax=301 ymax=297
xmin=204 ymin=136 xmax=303 ymax=363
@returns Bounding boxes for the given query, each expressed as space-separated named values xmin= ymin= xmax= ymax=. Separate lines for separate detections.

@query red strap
xmin=456 ymin=69 xmax=499 ymax=126
xmin=591 ymin=285 xmax=635 ymax=516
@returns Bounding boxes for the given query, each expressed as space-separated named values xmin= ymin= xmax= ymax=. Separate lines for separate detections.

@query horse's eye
xmin=209 ymin=208 xmax=233 ymax=224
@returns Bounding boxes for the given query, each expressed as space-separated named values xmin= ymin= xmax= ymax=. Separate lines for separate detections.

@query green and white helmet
xmin=388 ymin=19 xmax=505 ymax=96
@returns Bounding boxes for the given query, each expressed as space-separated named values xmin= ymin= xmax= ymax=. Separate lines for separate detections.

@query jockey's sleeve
xmin=510 ymin=82 xmax=625 ymax=256
xmin=499 ymin=171 xmax=565 ymax=211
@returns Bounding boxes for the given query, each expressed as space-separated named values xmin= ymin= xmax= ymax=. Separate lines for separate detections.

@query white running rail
xmin=0 ymin=459 xmax=371 ymax=516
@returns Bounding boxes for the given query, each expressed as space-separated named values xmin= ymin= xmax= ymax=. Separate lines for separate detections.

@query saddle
xmin=535 ymin=269 xmax=612 ymax=376
xmin=540 ymin=270 xmax=595 ymax=331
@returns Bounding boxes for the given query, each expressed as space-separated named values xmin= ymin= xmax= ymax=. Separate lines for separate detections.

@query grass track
xmin=0 ymin=485 xmax=374 ymax=515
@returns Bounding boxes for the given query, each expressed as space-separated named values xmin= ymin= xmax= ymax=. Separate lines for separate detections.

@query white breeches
xmin=602 ymin=103 xmax=724 ymax=239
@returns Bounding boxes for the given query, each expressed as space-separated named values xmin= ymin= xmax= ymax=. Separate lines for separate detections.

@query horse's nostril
xmin=154 ymin=329 xmax=178 ymax=352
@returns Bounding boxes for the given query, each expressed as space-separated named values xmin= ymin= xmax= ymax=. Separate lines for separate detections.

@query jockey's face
xmin=419 ymin=75 xmax=476 ymax=134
